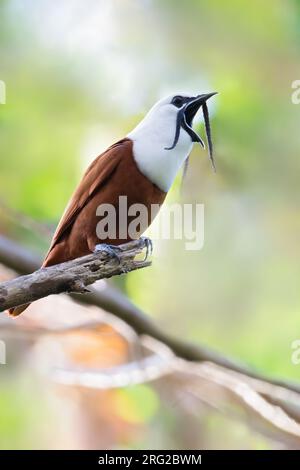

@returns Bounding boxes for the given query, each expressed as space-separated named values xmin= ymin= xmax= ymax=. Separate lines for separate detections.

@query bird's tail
xmin=8 ymin=303 xmax=31 ymax=317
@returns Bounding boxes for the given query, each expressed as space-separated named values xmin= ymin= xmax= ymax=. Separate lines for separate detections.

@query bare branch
xmin=0 ymin=234 xmax=300 ymax=398
xmin=0 ymin=238 xmax=150 ymax=311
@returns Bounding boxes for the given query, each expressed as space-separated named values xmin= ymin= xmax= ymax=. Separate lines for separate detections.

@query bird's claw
xmin=120 ymin=266 xmax=130 ymax=274
xmin=140 ymin=237 xmax=153 ymax=261
xmin=94 ymin=243 xmax=121 ymax=264
xmin=94 ymin=238 xmax=153 ymax=266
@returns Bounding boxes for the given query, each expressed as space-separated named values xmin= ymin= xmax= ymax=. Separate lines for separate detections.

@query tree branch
xmin=0 ymin=238 xmax=150 ymax=311
xmin=0 ymin=235 xmax=300 ymax=396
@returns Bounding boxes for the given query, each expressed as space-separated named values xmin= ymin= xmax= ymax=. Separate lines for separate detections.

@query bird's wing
xmin=45 ymin=138 xmax=132 ymax=258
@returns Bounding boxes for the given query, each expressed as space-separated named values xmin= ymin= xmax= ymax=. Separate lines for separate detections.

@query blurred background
xmin=1 ymin=0 xmax=300 ymax=450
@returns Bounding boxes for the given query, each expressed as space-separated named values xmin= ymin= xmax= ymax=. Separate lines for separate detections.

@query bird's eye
xmin=172 ymin=96 xmax=185 ymax=108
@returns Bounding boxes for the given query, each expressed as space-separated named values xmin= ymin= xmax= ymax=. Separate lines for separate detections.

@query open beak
xmin=184 ymin=93 xmax=217 ymax=127
xmin=183 ymin=92 xmax=217 ymax=172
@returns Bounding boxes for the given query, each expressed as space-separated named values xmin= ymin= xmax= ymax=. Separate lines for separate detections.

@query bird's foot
xmin=94 ymin=243 xmax=122 ymax=264
xmin=140 ymin=236 xmax=153 ymax=261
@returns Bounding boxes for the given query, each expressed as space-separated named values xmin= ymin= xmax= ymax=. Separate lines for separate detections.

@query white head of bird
xmin=127 ymin=92 xmax=217 ymax=192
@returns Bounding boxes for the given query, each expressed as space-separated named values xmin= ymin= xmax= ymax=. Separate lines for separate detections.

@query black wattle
xmin=164 ymin=108 xmax=185 ymax=150
xmin=182 ymin=113 xmax=205 ymax=148
xmin=202 ymin=102 xmax=216 ymax=171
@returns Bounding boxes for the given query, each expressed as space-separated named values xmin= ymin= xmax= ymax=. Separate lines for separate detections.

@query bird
xmin=9 ymin=92 xmax=217 ymax=316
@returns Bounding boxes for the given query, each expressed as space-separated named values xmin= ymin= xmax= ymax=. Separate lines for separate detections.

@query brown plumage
xmin=9 ymin=138 xmax=166 ymax=316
